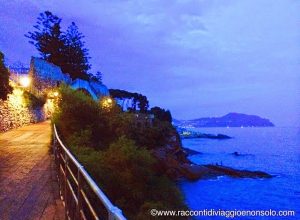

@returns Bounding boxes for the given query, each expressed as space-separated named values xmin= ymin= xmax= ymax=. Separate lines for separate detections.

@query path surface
xmin=0 ymin=121 xmax=65 ymax=220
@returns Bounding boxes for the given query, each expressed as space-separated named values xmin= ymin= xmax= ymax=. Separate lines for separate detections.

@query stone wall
xmin=0 ymin=89 xmax=47 ymax=132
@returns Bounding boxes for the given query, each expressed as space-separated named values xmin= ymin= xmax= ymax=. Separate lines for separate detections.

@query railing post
xmin=53 ymin=130 xmax=57 ymax=160
xmin=64 ymin=151 xmax=68 ymax=220
xmin=77 ymin=167 xmax=83 ymax=220
xmin=109 ymin=211 xmax=114 ymax=220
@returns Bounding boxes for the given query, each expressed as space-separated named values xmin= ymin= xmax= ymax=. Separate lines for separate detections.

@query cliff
xmin=152 ymin=130 xmax=272 ymax=181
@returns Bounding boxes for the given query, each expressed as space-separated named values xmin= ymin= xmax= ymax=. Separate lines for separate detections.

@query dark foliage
xmin=53 ymin=85 xmax=117 ymax=149
xmin=26 ymin=11 xmax=91 ymax=80
xmin=71 ymin=137 xmax=186 ymax=219
xmin=62 ymin=22 xmax=91 ymax=80
xmin=150 ymin=106 xmax=172 ymax=123
xmin=108 ymin=112 xmax=175 ymax=149
xmin=89 ymin=71 xmax=103 ymax=83
xmin=23 ymin=91 xmax=46 ymax=109
xmin=25 ymin=11 xmax=65 ymax=68
xmin=0 ymin=51 xmax=12 ymax=100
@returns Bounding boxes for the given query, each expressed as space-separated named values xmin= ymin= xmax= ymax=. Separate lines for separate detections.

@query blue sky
xmin=0 ymin=0 xmax=299 ymax=126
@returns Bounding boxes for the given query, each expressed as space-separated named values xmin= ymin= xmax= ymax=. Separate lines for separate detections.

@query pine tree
xmin=0 ymin=51 xmax=12 ymax=100
xmin=27 ymin=12 xmax=92 ymax=80
xmin=63 ymin=22 xmax=91 ymax=80
xmin=25 ymin=11 xmax=65 ymax=68
xmin=90 ymin=71 xmax=103 ymax=83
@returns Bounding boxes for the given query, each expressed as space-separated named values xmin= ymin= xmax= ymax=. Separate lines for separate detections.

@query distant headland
xmin=174 ymin=112 xmax=275 ymax=128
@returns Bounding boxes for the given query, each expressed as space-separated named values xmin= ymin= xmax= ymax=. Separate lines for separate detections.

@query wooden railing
xmin=53 ymin=124 xmax=126 ymax=220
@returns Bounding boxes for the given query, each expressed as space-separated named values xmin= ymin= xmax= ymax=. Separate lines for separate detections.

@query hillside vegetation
xmin=52 ymin=85 xmax=186 ymax=219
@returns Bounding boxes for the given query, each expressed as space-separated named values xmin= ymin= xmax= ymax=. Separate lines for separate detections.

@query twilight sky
xmin=0 ymin=0 xmax=299 ymax=126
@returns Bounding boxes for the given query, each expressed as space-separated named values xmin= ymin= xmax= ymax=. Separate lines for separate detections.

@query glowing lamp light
xmin=53 ymin=91 xmax=59 ymax=97
xmin=20 ymin=76 xmax=31 ymax=87
xmin=101 ymin=97 xmax=114 ymax=109
xmin=107 ymin=98 xmax=113 ymax=104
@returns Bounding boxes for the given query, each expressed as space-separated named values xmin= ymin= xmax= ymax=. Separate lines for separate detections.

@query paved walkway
xmin=0 ymin=121 xmax=65 ymax=220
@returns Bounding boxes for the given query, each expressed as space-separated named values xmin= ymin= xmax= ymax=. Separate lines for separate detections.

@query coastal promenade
xmin=0 ymin=121 xmax=64 ymax=220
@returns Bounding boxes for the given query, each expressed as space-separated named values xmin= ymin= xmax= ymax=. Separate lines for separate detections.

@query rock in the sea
xmin=204 ymin=165 xmax=273 ymax=179
xmin=180 ymin=164 xmax=218 ymax=181
xmin=231 ymin=152 xmax=254 ymax=157
xmin=232 ymin=151 xmax=240 ymax=156
xmin=182 ymin=147 xmax=202 ymax=156
xmin=215 ymin=134 xmax=232 ymax=139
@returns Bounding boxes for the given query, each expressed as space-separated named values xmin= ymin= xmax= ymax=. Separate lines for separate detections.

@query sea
xmin=180 ymin=127 xmax=300 ymax=219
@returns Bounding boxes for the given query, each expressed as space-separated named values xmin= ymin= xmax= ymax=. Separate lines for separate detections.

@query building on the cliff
xmin=29 ymin=57 xmax=72 ymax=94
xmin=71 ymin=79 xmax=109 ymax=100
xmin=29 ymin=57 xmax=109 ymax=99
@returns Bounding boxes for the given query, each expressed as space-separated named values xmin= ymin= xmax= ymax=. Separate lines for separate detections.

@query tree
xmin=90 ymin=71 xmax=103 ymax=83
xmin=25 ymin=11 xmax=65 ymax=68
xmin=150 ymin=107 xmax=172 ymax=123
xmin=0 ymin=51 xmax=12 ymax=100
xmin=26 ymin=12 xmax=91 ymax=80
xmin=137 ymin=94 xmax=149 ymax=113
xmin=63 ymin=22 xmax=91 ymax=80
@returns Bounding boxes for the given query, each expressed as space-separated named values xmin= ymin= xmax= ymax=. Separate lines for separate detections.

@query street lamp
xmin=106 ymin=97 xmax=112 ymax=104
xmin=19 ymin=75 xmax=31 ymax=88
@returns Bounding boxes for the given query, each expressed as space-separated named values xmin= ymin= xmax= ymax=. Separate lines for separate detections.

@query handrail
xmin=53 ymin=124 xmax=126 ymax=220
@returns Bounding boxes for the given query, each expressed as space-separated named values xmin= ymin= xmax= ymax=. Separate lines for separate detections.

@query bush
xmin=123 ymin=119 xmax=175 ymax=149
xmin=54 ymin=85 xmax=177 ymax=150
xmin=71 ymin=136 xmax=186 ymax=219
xmin=108 ymin=112 xmax=176 ymax=149
xmin=53 ymin=85 xmax=110 ymax=149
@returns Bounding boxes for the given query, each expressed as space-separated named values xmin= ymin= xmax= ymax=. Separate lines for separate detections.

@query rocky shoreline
xmin=153 ymin=131 xmax=272 ymax=181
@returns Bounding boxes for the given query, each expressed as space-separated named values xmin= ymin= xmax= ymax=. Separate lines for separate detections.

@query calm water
xmin=180 ymin=127 xmax=300 ymax=219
